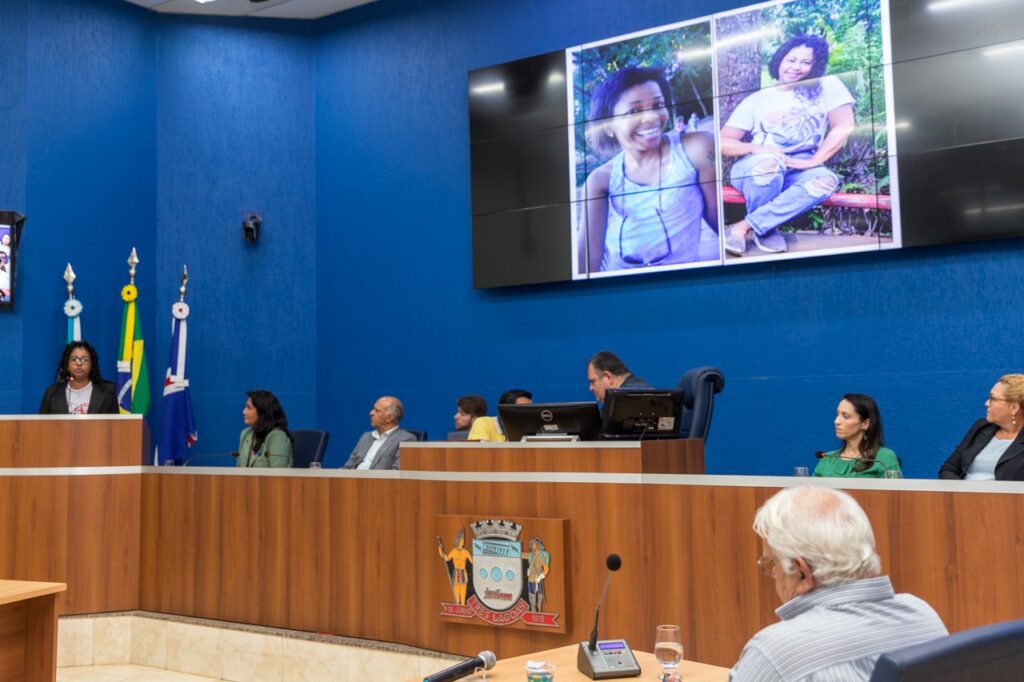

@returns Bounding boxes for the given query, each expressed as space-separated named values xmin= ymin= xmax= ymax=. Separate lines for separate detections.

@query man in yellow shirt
xmin=467 ymin=389 xmax=533 ymax=442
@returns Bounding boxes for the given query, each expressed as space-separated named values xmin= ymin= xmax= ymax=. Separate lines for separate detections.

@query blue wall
xmin=1 ymin=0 xmax=156 ymax=413
xmin=2 ymin=0 xmax=1021 ymax=477
xmin=154 ymin=16 xmax=317 ymax=462
xmin=313 ymin=0 xmax=1024 ymax=475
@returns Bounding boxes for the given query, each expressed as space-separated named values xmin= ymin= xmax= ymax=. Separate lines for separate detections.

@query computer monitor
xmin=600 ymin=388 xmax=684 ymax=440
xmin=498 ymin=402 xmax=602 ymax=442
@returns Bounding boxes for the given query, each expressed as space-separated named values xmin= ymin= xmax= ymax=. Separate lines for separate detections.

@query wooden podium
xmin=0 ymin=580 xmax=66 ymax=681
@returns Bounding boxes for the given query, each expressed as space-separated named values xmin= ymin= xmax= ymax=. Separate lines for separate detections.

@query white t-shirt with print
xmin=67 ymin=382 xmax=94 ymax=414
xmin=725 ymin=75 xmax=855 ymax=156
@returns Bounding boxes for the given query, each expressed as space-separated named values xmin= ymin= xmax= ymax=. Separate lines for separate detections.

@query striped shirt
xmin=730 ymin=576 xmax=948 ymax=682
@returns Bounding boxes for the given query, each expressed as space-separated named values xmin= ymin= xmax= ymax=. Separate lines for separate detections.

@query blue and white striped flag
xmin=155 ymin=300 xmax=197 ymax=465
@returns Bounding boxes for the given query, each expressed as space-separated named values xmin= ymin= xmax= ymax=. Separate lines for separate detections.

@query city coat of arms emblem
xmin=437 ymin=516 xmax=563 ymax=630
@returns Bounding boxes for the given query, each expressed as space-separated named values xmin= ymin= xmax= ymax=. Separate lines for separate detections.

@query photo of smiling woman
xmin=715 ymin=0 xmax=896 ymax=260
xmin=569 ymin=20 xmax=717 ymax=277
xmin=582 ymin=66 xmax=717 ymax=273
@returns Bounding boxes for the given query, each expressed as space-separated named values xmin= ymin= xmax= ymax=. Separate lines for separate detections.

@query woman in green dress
xmin=813 ymin=393 xmax=900 ymax=478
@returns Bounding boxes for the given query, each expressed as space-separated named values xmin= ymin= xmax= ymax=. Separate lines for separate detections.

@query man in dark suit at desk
xmin=586 ymin=350 xmax=650 ymax=401
xmin=342 ymin=396 xmax=416 ymax=470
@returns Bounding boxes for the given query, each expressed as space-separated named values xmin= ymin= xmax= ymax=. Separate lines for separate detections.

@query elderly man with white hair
xmin=730 ymin=486 xmax=947 ymax=682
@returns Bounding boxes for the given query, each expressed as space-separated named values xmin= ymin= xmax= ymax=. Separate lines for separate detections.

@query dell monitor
xmin=498 ymin=402 xmax=602 ymax=442
xmin=600 ymin=388 xmax=684 ymax=440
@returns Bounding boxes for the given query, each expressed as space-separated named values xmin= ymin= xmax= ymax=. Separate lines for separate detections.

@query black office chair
xmin=406 ymin=429 xmax=428 ymax=441
xmin=291 ymin=429 xmax=330 ymax=468
xmin=868 ymin=618 xmax=1024 ymax=681
xmin=676 ymin=366 xmax=725 ymax=441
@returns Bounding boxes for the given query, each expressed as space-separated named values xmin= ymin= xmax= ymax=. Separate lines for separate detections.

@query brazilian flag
xmin=116 ymin=283 xmax=151 ymax=415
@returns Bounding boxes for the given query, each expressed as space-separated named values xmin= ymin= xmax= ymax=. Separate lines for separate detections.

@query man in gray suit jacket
xmin=342 ymin=396 xmax=417 ymax=470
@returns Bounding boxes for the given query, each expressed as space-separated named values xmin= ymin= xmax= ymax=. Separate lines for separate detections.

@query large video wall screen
xmin=470 ymin=0 xmax=1024 ymax=288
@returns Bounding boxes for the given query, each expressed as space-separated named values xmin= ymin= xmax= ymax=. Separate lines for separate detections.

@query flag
xmin=63 ymin=263 xmax=82 ymax=343
xmin=155 ymin=301 xmax=197 ymax=465
xmin=116 ymin=284 xmax=151 ymax=414
xmin=64 ymin=299 xmax=82 ymax=344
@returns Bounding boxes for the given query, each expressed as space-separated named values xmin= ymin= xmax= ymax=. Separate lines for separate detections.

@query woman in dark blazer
xmin=38 ymin=340 xmax=119 ymax=415
xmin=939 ymin=374 xmax=1024 ymax=480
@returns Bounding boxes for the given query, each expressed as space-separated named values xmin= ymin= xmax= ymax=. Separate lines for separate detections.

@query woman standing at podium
xmin=38 ymin=341 xmax=119 ymax=415
xmin=237 ymin=390 xmax=293 ymax=468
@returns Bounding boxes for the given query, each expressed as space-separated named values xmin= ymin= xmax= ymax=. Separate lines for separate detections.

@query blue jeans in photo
xmin=730 ymin=153 xmax=839 ymax=237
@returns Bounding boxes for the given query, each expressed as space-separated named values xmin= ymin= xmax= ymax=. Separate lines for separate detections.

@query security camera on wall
xmin=242 ymin=212 xmax=261 ymax=242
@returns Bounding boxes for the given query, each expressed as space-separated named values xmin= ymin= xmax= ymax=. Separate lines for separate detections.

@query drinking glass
xmin=884 ymin=469 xmax=903 ymax=479
xmin=309 ymin=461 xmax=322 ymax=470
xmin=654 ymin=624 xmax=683 ymax=670
xmin=524 ymin=662 xmax=555 ymax=681
xmin=793 ymin=466 xmax=809 ymax=477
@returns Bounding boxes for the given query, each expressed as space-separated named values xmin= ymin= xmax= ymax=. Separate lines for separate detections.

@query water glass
xmin=524 ymin=662 xmax=555 ymax=681
xmin=793 ymin=466 xmax=809 ymax=477
xmin=884 ymin=469 xmax=903 ymax=479
xmin=309 ymin=461 xmax=322 ymax=470
xmin=655 ymin=624 xmax=683 ymax=670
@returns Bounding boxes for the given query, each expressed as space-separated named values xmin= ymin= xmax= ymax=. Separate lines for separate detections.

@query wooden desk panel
xmin=0 ymin=581 xmax=66 ymax=682
xmin=137 ymin=470 xmax=1024 ymax=668
xmin=401 ymin=439 xmax=705 ymax=474
xmin=2 ymin=419 xmax=1023 ymax=669
xmin=0 ymin=416 xmax=145 ymax=467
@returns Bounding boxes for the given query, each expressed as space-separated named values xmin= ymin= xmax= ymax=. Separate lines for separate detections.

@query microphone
xmin=423 ymin=650 xmax=496 ymax=682
xmin=815 ymin=450 xmax=873 ymax=464
xmin=588 ymin=553 xmax=622 ymax=652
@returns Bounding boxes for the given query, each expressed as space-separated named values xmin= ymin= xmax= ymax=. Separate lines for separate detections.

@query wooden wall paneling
xmin=328 ymin=478 xmax=401 ymax=641
xmin=66 ymin=475 xmax=140 ymax=613
xmin=137 ymin=474 xmax=160 ymax=611
xmin=217 ymin=475 xmax=268 ymax=625
xmin=283 ymin=476 xmax=332 ymax=631
xmin=951 ymin=491 xmax=1024 ymax=629
xmin=2 ymin=477 xmax=69 ymax=610
xmin=405 ymin=479 xmax=451 ymax=647
xmin=868 ymin=490 xmax=959 ymax=628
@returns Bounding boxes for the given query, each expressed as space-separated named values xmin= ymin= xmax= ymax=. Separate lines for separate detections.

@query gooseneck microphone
xmin=588 ymin=553 xmax=622 ymax=652
xmin=423 ymin=650 xmax=496 ymax=682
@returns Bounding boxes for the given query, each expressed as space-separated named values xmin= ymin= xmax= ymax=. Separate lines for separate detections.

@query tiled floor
xmin=58 ymin=665 xmax=218 ymax=682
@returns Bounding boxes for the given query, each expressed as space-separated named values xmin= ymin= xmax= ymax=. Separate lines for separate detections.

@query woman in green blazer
xmin=813 ymin=393 xmax=900 ymax=478
xmin=237 ymin=390 xmax=293 ymax=468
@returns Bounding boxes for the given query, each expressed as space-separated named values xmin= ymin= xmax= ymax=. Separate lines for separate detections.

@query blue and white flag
xmin=155 ymin=300 xmax=197 ymax=465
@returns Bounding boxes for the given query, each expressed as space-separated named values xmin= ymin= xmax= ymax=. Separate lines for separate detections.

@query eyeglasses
xmin=68 ymin=356 xmax=92 ymax=365
xmin=988 ymin=395 xmax=1011 ymax=403
xmin=756 ymin=555 xmax=777 ymax=577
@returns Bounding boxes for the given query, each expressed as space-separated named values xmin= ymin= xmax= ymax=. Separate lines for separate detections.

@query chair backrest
xmin=868 ymin=618 xmax=1024 ymax=682
xmin=676 ymin=366 xmax=725 ymax=441
xmin=290 ymin=429 xmax=330 ymax=468
xmin=406 ymin=429 xmax=428 ymax=442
